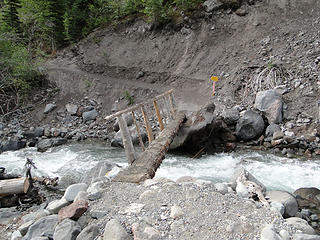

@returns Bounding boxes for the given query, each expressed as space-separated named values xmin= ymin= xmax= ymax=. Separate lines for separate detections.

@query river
xmin=0 ymin=141 xmax=319 ymax=192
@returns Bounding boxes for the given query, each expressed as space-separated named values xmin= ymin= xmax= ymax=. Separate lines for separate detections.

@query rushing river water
xmin=0 ymin=141 xmax=320 ymax=192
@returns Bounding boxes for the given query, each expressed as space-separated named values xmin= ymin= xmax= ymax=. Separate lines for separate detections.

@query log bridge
xmin=105 ymin=89 xmax=186 ymax=183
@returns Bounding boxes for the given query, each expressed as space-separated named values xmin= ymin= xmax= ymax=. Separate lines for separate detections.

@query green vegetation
xmin=124 ymin=90 xmax=135 ymax=105
xmin=0 ymin=0 xmax=204 ymax=114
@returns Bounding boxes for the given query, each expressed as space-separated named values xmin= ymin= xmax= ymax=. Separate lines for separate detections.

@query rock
xmin=203 ymin=0 xmax=224 ymax=12
xmin=37 ymin=138 xmax=67 ymax=152
xmin=103 ymin=219 xmax=132 ymax=240
xmin=44 ymin=103 xmax=56 ymax=114
xmin=270 ymin=202 xmax=285 ymax=215
xmin=286 ymin=217 xmax=316 ymax=235
xmin=34 ymin=127 xmax=44 ymax=137
xmin=235 ymin=181 xmax=249 ymax=198
xmin=46 ymin=197 xmax=70 ymax=214
xmin=170 ymin=100 xmax=215 ymax=150
xmin=0 ymin=208 xmax=20 ymax=225
xmin=19 ymin=220 xmax=35 ymax=236
xmin=214 ymin=182 xmax=229 ymax=195
xmin=111 ymin=125 xmax=147 ymax=148
xmin=132 ymin=222 xmax=160 ymax=240
xmin=265 ymin=123 xmax=280 ymax=137
xmin=11 ymin=230 xmax=22 ymax=240
xmin=22 ymin=215 xmax=58 ymax=240
xmin=221 ymin=108 xmax=240 ymax=125
xmin=272 ymin=131 xmax=284 ymax=140
xmin=53 ymin=219 xmax=81 ymax=240
xmin=254 ymin=90 xmax=283 ymax=124
xmin=266 ymin=191 xmax=298 ymax=217
xmin=58 ymin=200 xmax=88 ymax=222
xmin=260 ymin=224 xmax=282 ymax=240
xmin=76 ymin=224 xmax=99 ymax=240
xmin=279 ymin=229 xmax=290 ymax=240
xmin=64 ymin=183 xmax=88 ymax=202
xmin=231 ymin=167 xmax=266 ymax=192
xmin=293 ymin=234 xmax=320 ymax=240
xmin=1 ymin=140 xmax=26 ymax=152
xmin=170 ymin=205 xmax=184 ymax=219
xmin=120 ymin=203 xmax=145 ymax=215
xmin=113 ymin=113 xmax=134 ymax=132
xmin=66 ymin=104 xmax=79 ymax=115
xmin=294 ymin=187 xmax=320 ymax=208
xmin=82 ymin=109 xmax=98 ymax=123
xmin=236 ymin=110 xmax=265 ymax=141
xmin=74 ymin=191 xmax=88 ymax=202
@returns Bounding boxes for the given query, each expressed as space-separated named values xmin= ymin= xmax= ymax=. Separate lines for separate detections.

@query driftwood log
xmin=0 ymin=177 xmax=30 ymax=197
xmin=113 ymin=111 xmax=186 ymax=183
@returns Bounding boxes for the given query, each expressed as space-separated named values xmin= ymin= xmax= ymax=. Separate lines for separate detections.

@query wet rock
xmin=286 ymin=217 xmax=316 ymax=235
xmin=254 ymin=90 xmax=283 ymax=124
xmin=1 ymin=140 xmax=26 ymax=152
xmin=82 ymin=109 xmax=98 ymax=123
xmin=44 ymin=103 xmax=56 ymax=114
xmin=66 ymin=104 xmax=79 ymax=115
xmin=103 ymin=219 xmax=132 ymax=240
xmin=236 ymin=110 xmax=264 ymax=141
xmin=37 ymin=138 xmax=67 ymax=152
xmin=76 ymin=224 xmax=99 ymax=240
xmin=53 ymin=219 xmax=81 ymax=240
xmin=64 ymin=183 xmax=88 ymax=202
xmin=22 ymin=215 xmax=58 ymax=240
xmin=266 ymin=191 xmax=298 ymax=217
xmin=58 ymin=200 xmax=88 ymax=222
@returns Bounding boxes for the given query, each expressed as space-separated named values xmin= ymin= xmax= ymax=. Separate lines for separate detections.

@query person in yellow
xmin=211 ymin=76 xmax=219 ymax=96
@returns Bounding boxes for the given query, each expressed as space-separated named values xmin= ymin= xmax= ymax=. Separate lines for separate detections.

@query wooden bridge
xmin=105 ymin=90 xmax=186 ymax=183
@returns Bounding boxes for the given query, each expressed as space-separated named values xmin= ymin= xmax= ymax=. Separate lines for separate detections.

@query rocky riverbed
xmin=2 ymin=167 xmax=320 ymax=240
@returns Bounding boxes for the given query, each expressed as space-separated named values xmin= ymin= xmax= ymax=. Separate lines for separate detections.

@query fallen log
xmin=0 ymin=177 xmax=30 ymax=197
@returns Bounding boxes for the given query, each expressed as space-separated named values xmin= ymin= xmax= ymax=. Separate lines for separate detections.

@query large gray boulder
xmin=265 ymin=123 xmax=281 ymax=138
xmin=22 ymin=215 xmax=58 ymax=240
xmin=254 ymin=90 xmax=283 ymax=124
xmin=286 ymin=217 xmax=316 ymax=235
xmin=236 ymin=110 xmax=265 ymax=141
xmin=37 ymin=138 xmax=67 ymax=152
xmin=103 ymin=219 xmax=132 ymax=240
xmin=221 ymin=108 xmax=240 ymax=125
xmin=0 ymin=140 xmax=26 ymax=152
xmin=64 ymin=183 xmax=88 ymax=202
xmin=53 ymin=219 xmax=81 ymax=240
xmin=82 ymin=109 xmax=98 ymax=123
xmin=76 ymin=224 xmax=99 ymax=240
xmin=113 ymin=113 xmax=134 ymax=132
xmin=266 ymin=191 xmax=299 ymax=217
xmin=293 ymin=187 xmax=320 ymax=208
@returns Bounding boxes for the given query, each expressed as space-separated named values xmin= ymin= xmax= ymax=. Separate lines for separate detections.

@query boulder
xmin=265 ymin=124 xmax=281 ymax=138
xmin=34 ymin=127 xmax=44 ymax=138
xmin=214 ymin=182 xmax=229 ymax=195
xmin=44 ymin=103 xmax=56 ymax=114
xmin=170 ymin=100 xmax=215 ymax=150
xmin=221 ymin=108 xmax=240 ymax=125
xmin=266 ymin=191 xmax=299 ymax=217
xmin=1 ymin=140 xmax=26 ymax=152
xmin=236 ymin=110 xmax=264 ymax=141
xmin=254 ymin=90 xmax=283 ymax=124
xmin=58 ymin=200 xmax=88 ymax=222
xmin=22 ymin=215 xmax=58 ymax=240
xmin=76 ymin=224 xmax=99 ymax=240
xmin=103 ymin=219 xmax=132 ymax=240
xmin=53 ymin=219 xmax=81 ymax=240
xmin=113 ymin=113 xmax=134 ymax=132
xmin=231 ymin=168 xmax=266 ymax=192
xmin=132 ymin=222 xmax=160 ymax=240
xmin=64 ymin=183 xmax=88 ymax=202
xmin=293 ymin=187 xmax=320 ymax=208
xmin=37 ymin=138 xmax=67 ymax=152
xmin=111 ymin=126 xmax=147 ymax=148
xmin=66 ymin=104 xmax=78 ymax=115
xmin=46 ymin=197 xmax=70 ymax=214
xmin=82 ymin=109 xmax=98 ymax=123
xmin=203 ymin=0 xmax=240 ymax=12
xmin=286 ymin=217 xmax=316 ymax=235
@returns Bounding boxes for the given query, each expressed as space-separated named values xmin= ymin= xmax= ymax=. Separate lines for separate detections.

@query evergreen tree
xmin=1 ymin=0 xmax=21 ymax=32
xmin=47 ymin=0 xmax=66 ymax=46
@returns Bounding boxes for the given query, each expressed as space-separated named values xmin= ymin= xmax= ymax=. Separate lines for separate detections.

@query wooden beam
xmin=117 ymin=115 xmax=137 ymax=165
xmin=153 ymin=100 xmax=164 ymax=131
xmin=0 ymin=177 xmax=30 ymax=197
xmin=141 ymin=106 xmax=154 ymax=144
xmin=131 ymin=111 xmax=145 ymax=151
xmin=163 ymin=95 xmax=173 ymax=120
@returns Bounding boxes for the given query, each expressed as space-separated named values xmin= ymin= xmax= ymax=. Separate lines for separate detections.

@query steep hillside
xmin=43 ymin=0 xmax=320 ymax=124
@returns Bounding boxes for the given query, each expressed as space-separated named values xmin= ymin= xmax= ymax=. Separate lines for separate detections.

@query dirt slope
xmin=45 ymin=0 xmax=320 ymax=123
